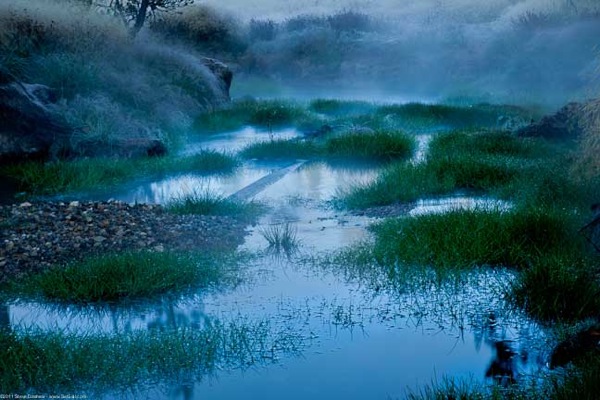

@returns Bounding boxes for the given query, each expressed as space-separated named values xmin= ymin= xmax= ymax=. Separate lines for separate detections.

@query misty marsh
xmin=0 ymin=0 xmax=599 ymax=399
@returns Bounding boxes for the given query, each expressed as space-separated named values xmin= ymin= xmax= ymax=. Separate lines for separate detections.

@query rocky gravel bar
xmin=0 ymin=201 xmax=248 ymax=284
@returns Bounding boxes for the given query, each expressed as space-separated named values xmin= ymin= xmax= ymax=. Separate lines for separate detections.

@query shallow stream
xmin=5 ymin=127 xmax=550 ymax=398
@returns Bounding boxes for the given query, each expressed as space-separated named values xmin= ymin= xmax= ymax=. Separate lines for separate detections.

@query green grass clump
xmin=166 ymin=189 xmax=261 ymax=220
xmin=239 ymin=139 xmax=321 ymax=160
xmin=0 ymin=319 xmax=302 ymax=393
xmin=369 ymin=207 xmax=582 ymax=270
xmin=259 ymin=223 xmax=300 ymax=253
xmin=509 ymin=252 xmax=600 ymax=322
xmin=1 ymin=150 xmax=239 ymax=195
xmin=340 ymin=130 xmax=556 ymax=209
xmin=194 ymin=98 xmax=312 ymax=133
xmin=428 ymin=130 xmax=546 ymax=159
xmin=21 ymin=251 xmax=222 ymax=303
xmin=342 ymin=162 xmax=452 ymax=208
xmin=325 ymin=130 xmax=415 ymax=161
xmin=239 ymin=131 xmax=415 ymax=162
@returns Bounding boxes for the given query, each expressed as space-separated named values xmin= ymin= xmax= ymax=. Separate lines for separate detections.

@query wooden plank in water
xmin=228 ymin=161 xmax=307 ymax=201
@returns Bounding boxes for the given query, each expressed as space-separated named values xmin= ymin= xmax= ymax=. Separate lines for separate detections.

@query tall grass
xmin=239 ymin=130 xmax=415 ymax=162
xmin=375 ymin=103 xmax=532 ymax=131
xmin=20 ymin=251 xmax=226 ymax=303
xmin=308 ymin=99 xmax=377 ymax=116
xmin=509 ymin=251 xmax=600 ymax=322
xmin=342 ymin=162 xmax=453 ymax=208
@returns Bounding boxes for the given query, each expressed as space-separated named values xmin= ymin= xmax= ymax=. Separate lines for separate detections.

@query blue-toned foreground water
xmin=6 ymin=127 xmax=550 ymax=399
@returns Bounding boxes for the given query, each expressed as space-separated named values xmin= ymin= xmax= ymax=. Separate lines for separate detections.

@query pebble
xmin=0 ymin=201 xmax=248 ymax=283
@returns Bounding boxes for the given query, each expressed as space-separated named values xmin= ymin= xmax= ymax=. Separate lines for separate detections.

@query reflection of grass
xmin=166 ymin=189 xmax=262 ymax=220
xmin=1 ymin=150 xmax=239 ymax=196
xmin=259 ymin=223 xmax=300 ymax=253
xmin=21 ymin=251 xmax=223 ymax=303
xmin=0 ymin=319 xmax=303 ymax=393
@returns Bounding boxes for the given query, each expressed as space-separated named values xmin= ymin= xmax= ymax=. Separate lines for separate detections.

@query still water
xmin=6 ymin=127 xmax=549 ymax=398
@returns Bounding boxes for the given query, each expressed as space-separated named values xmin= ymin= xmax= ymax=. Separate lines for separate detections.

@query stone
xmin=0 ymin=70 xmax=72 ymax=163
xmin=201 ymin=57 xmax=233 ymax=100
xmin=517 ymin=99 xmax=597 ymax=140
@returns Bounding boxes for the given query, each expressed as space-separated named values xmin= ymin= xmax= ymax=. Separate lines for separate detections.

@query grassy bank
xmin=1 ymin=150 xmax=239 ymax=196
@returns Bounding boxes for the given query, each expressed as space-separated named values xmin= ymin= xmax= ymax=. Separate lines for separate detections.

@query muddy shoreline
xmin=0 ymin=201 xmax=248 ymax=284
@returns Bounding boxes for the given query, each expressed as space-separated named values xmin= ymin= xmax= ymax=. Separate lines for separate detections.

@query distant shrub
xmin=149 ymin=5 xmax=245 ymax=55
xmin=284 ymin=14 xmax=327 ymax=32
xmin=327 ymin=10 xmax=373 ymax=33
xmin=248 ymin=18 xmax=277 ymax=41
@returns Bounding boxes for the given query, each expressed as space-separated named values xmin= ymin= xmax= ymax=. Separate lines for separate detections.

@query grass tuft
xmin=239 ymin=139 xmax=321 ymax=160
xmin=194 ymin=98 xmax=312 ymax=133
xmin=325 ymin=130 xmax=415 ymax=161
xmin=165 ymin=189 xmax=262 ymax=220
xmin=259 ymin=223 xmax=300 ymax=253
xmin=20 ymin=251 xmax=223 ymax=303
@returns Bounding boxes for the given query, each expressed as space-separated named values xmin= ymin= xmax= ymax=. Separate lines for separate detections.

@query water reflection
xmin=409 ymin=196 xmax=512 ymax=216
xmin=3 ymin=127 xmax=552 ymax=397
xmin=181 ymin=126 xmax=302 ymax=155
xmin=8 ymin=295 xmax=213 ymax=335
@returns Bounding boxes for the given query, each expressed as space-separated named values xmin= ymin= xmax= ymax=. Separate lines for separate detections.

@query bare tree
xmin=105 ymin=0 xmax=194 ymax=37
